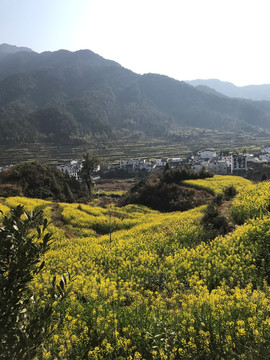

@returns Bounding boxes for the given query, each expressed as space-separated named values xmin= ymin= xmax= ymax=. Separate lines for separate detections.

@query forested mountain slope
xmin=1 ymin=44 xmax=270 ymax=144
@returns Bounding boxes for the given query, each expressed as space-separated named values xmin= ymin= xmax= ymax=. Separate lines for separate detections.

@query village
xmin=1 ymin=146 xmax=270 ymax=180
xmin=47 ymin=146 xmax=270 ymax=180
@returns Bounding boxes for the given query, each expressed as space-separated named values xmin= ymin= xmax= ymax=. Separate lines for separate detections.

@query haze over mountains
xmin=187 ymin=79 xmax=270 ymax=102
xmin=0 ymin=43 xmax=33 ymax=60
xmin=1 ymin=43 xmax=270 ymax=145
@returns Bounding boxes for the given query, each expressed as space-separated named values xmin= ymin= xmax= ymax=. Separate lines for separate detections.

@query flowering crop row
xmin=231 ymin=181 xmax=270 ymax=224
xmin=182 ymin=175 xmax=251 ymax=195
xmin=4 ymin=196 xmax=50 ymax=213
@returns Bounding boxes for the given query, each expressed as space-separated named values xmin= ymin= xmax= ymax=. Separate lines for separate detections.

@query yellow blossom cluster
xmin=183 ymin=175 xmax=251 ymax=195
xmin=232 ymin=181 xmax=270 ymax=224
xmin=4 ymin=196 xmax=50 ymax=212
xmin=0 ymin=199 xmax=10 ymax=218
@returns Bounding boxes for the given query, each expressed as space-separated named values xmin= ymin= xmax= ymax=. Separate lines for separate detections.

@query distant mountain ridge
xmin=187 ymin=79 xmax=270 ymax=101
xmin=0 ymin=43 xmax=33 ymax=60
xmin=1 ymin=43 xmax=270 ymax=145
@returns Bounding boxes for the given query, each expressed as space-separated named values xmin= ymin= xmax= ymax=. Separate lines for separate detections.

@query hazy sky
xmin=1 ymin=0 xmax=270 ymax=86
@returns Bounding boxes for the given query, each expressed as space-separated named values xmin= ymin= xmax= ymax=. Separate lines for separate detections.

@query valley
xmin=2 ymin=43 xmax=270 ymax=359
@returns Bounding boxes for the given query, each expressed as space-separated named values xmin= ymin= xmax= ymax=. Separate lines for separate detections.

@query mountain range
xmin=187 ymin=79 xmax=270 ymax=102
xmin=1 ymin=43 xmax=270 ymax=145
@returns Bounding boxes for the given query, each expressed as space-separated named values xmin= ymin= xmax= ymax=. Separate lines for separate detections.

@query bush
xmin=0 ymin=205 xmax=71 ymax=359
xmin=121 ymin=167 xmax=213 ymax=211
xmin=212 ymin=192 xmax=224 ymax=205
xmin=163 ymin=166 xmax=213 ymax=184
xmin=223 ymin=185 xmax=237 ymax=200
xmin=201 ymin=203 xmax=231 ymax=239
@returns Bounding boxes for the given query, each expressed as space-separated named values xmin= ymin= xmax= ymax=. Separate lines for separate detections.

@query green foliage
xmin=35 ymin=106 xmax=78 ymax=142
xmin=163 ymin=166 xmax=213 ymax=184
xmin=79 ymin=151 xmax=100 ymax=194
xmin=0 ymin=206 xmax=49 ymax=358
xmin=0 ymin=205 xmax=71 ymax=359
xmin=223 ymin=185 xmax=237 ymax=200
xmin=121 ymin=167 xmax=213 ymax=212
xmin=212 ymin=192 xmax=224 ymax=205
xmin=201 ymin=203 xmax=231 ymax=240
xmin=0 ymin=161 xmax=88 ymax=202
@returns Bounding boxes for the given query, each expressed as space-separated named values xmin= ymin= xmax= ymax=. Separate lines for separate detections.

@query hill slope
xmin=2 ymin=176 xmax=270 ymax=359
xmin=1 ymin=44 xmax=270 ymax=144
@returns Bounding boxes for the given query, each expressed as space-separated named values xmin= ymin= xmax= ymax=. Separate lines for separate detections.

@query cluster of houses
xmin=56 ymin=160 xmax=83 ymax=179
xmin=119 ymin=157 xmax=182 ymax=172
xmin=55 ymin=149 xmax=255 ymax=179
xmin=55 ymin=157 xmax=183 ymax=179
xmin=56 ymin=160 xmax=101 ymax=180
xmin=2 ymin=146 xmax=270 ymax=179
xmin=189 ymin=149 xmax=247 ymax=175
xmin=36 ymin=147 xmax=270 ymax=179
xmin=117 ymin=149 xmax=249 ymax=176
xmin=117 ymin=147 xmax=270 ymax=177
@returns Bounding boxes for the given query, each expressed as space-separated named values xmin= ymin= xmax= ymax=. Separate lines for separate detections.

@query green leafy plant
xmin=0 ymin=205 xmax=71 ymax=359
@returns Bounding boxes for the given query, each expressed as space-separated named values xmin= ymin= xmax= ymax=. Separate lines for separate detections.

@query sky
xmin=1 ymin=0 xmax=270 ymax=86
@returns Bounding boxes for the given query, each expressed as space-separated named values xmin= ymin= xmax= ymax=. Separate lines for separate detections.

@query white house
xmin=259 ymin=153 xmax=270 ymax=162
xmin=119 ymin=159 xmax=136 ymax=168
xmin=171 ymin=157 xmax=182 ymax=163
xmin=119 ymin=159 xmax=154 ymax=172
xmin=190 ymin=159 xmax=210 ymax=172
xmin=57 ymin=160 xmax=82 ymax=179
xmin=170 ymin=157 xmax=182 ymax=168
xmin=245 ymin=154 xmax=258 ymax=163
xmin=261 ymin=146 xmax=270 ymax=154
xmin=156 ymin=158 xmax=168 ymax=167
xmin=197 ymin=149 xmax=217 ymax=160
xmin=208 ymin=159 xmax=228 ymax=175
xmin=231 ymin=154 xmax=247 ymax=174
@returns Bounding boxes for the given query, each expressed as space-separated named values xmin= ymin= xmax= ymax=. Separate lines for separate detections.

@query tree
xmin=163 ymin=162 xmax=170 ymax=173
xmin=79 ymin=151 xmax=100 ymax=194
xmin=0 ymin=206 xmax=70 ymax=359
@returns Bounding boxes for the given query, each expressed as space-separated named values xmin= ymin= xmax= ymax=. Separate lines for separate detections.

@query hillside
xmin=188 ymin=78 xmax=270 ymax=101
xmin=2 ymin=175 xmax=270 ymax=358
xmin=121 ymin=166 xmax=214 ymax=211
xmin=0 ymin=161 xmax=88 ymax=201
xmin=1 ymin=44 xmax=270 ymax=145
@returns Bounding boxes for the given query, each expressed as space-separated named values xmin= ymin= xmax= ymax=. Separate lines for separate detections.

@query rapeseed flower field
xmin=1 ymin=175 xmax=270 ymax=359
xmin=182 ymin=174 xmax=250 ymax=194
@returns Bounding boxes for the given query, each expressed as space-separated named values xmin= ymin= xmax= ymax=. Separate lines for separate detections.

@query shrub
xmin=223 ymin=185 xmax=237 ymax=200
xmin=0 ymin=205 xmax=71 ymax=359
xmin=201 ymin=203 xmax=231 ymax=239
xmin=212 ymin=192 xmax=224 ymax=205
